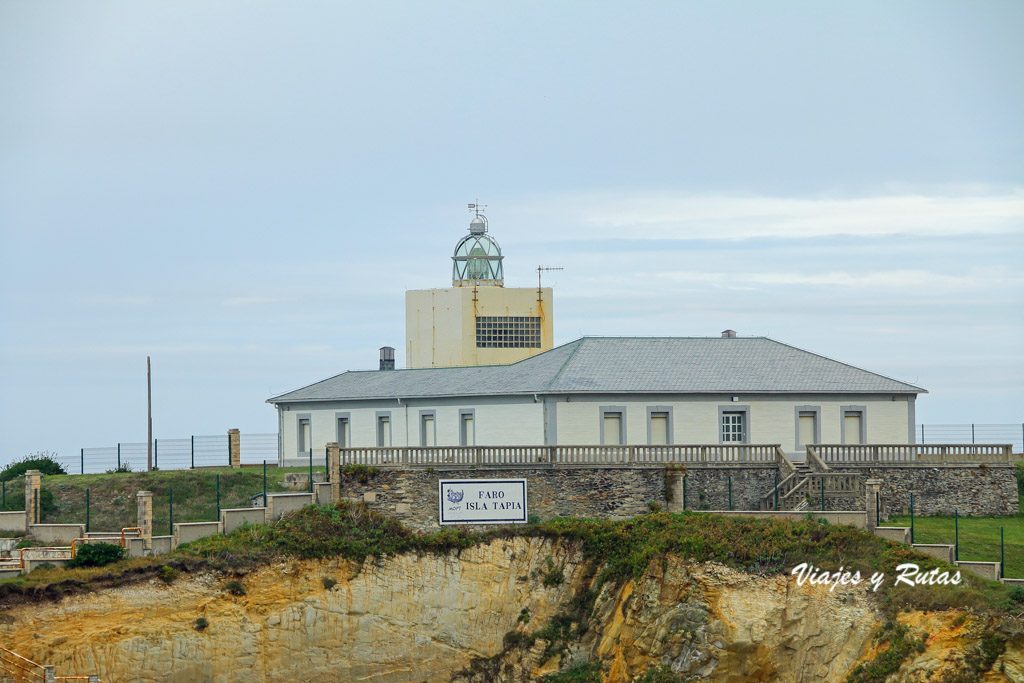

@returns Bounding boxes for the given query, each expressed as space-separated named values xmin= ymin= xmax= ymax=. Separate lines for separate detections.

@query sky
xmin=1 ymin=1 xmax=1022 ymax=468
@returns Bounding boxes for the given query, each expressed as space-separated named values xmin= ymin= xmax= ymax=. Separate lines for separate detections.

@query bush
xmin=158 ymin=565 xmax=178 ymax=584
xmin=543 ymin=662 xmax=603 ymax=682
xmin=1015 ymin=462 xmax=1023 ymax=497
xmin=0 ymin=452 xmax=66 ymax=482
xmin=224 ymin=579 xmax=246 ymax=596
xmin=105 ymin=463 xmax=133 ymax=474
xmin=193 ymin=617 xmax=209 ymax=632
xmin=66 ymin=542 xmax=124 ymax=569
xmin=322 ymin=576 xmax=337 ymax=590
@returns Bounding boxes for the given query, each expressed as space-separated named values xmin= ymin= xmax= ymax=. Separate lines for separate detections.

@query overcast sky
xmin=1 ymin=2 xmax=1022 ymax=468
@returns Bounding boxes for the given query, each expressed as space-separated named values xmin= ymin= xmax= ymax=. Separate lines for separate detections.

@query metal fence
xmin=63 ymin=433 xmax=278 ymax=474
xmin=917 ymin=424 xmax=1023 ymax=453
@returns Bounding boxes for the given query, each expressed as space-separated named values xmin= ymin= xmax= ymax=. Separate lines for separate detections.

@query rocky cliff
xmin=1 ymin=537 xmax=1021 ymax=682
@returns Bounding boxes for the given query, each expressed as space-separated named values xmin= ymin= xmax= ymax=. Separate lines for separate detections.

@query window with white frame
xmin=721 ymin=411 xmax=746 ymax=443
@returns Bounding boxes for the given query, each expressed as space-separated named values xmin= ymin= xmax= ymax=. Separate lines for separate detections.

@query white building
xmin=269 ymin=334 xmax=924 ymax=464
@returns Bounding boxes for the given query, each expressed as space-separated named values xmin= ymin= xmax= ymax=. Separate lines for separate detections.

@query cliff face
xmin=1 ymin=538 xmax=1020 ymax=682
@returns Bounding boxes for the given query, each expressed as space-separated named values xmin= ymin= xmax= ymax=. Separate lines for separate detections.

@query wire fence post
xmin=169 ymin=487 xmax=174 ymax=535
xmin=34 ymin=489 xmax=38 ymax=525
xmin=117 ymin=443 xmax=121 ymax=471
xmin=308 ymin=448 xmax=313 ymax=493
xmin=1001 ymin=527 xmax=1005 ymax=576
xmin=325 ymin=446 xmax=330 ymax=482
xmin=954 ymin=509 xmax=959 ymax=562
xmin=155 ymin=438 xmax=159 ymax=469
xmin=820 ymin=477 xmax=825 ymax=511
xmin=920 ymin=424 xmax=925 ymax=443
xmin=774 ymin=470 xmax=779 ymax=511
xmin=728 ymin=476 xmax=732 ymax=510
xmin=86 ymin=488 xmax=90 ymax=532
xmin=971 ymin=424 xmax=975 ymax=444
xmin=191 ymin=435 xmax=195 ymax=470
xmin=263 ymin=460 xmax=267 ymax=507
xmin=216 ymin=474 xmax=221 ymax=519
xmin=81 ymin=448 xmax=84 ymax=475
xmin=682 ymin=475 xmax=687 ymax=511
xmin=227 ymin=431 xmax=232 ymax=467
xmin=910 ymin=492 xmax=915 ymax=544
xmin=875 ymin=491 xmax=880 ymax=526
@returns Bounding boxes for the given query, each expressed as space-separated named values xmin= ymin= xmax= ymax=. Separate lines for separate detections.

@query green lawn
xmin=887 ymin=496 xmax=1024 ymax=578
xmin=1 ymin=466 xmax=327 ymax=535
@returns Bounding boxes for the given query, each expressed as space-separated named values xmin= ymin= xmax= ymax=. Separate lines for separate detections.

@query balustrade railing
xmin=340 ymin=444 xmax=781 ymax=467
xmin=816 ymin=443 xmax=1012 ymax=464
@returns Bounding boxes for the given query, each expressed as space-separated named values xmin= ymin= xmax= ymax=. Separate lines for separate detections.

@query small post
xmin=820 ymin=477 xmax=825 ymax=511
xmin=81 ymin=447 xmax=84 ymax=474
xmin=227 ymin=431 xmax=231 ymax=466
xmin=774 ymin=469 xmax=779 ymax=511
xmin=216 ymin=474 xmax=221 ymax=519
xmin=865 ymin=479 xmax=881 ymax=532
xmin=228 ymin=428 xmax=241 ymax=468
xmin=86 ymin=488 xmax=90 ymax=532
xmin=308 ymin=447 xmax=313 ymax=493
xmin=263 ymin=460 xmax=267 ymax=506
xmin=35 ymin=489 xmax=39 ymax=525
xmin=921 ymin=424 xmax=925 ymax=443
xmin=169 ymin=487 xmax=173 ymax=536
xmin=971 ymin=424 xmax=975 ymax=444
xmin=876 ymin=491 xmax=880 ymax=527
xmin=325 ymin=446 xmax=330 ymax=482
xmin=682 ymin=475 xmax=687 ymax=511
xmin=117 ymin=443 xmax=121 ymax=470
xmin=43 ymin=665 xmax=54 ymax=683
xmin=24 ymin=469 xmax=42 ymax=525
xmin=910 ymin=492 xmax=915 ymax=544
xmin=327 ymin=442 xmax=340 ymax=503
xmin=191 ymin=435 xmax=195 ymax=469
xmin=137 ymin=490 xmax=153 ymax=551
xmin=155 ymin=438 xmax=159 ymax=469
xmin=1001 ymin=527 xmax=1005 ymax=576
xmin=954 ymin=509 xmax=959 ymax=562
xmin=728 ymin=476 xmax=732 ymax=511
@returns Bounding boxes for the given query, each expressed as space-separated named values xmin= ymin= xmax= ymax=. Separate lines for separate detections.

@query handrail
xmin=805 ymin=445 xmax=831 ymax=473
xmin=815 ymin=443 xmax=1013 ymax=463
xmin=120 ymin=527 xmax=142 ymax=548
xmin=0 ymin=645 xmax=45 ymax=680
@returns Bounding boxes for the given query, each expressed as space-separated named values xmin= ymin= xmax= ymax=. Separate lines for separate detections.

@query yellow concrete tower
xmin=405 ymin=205 xmax=554 ymax=368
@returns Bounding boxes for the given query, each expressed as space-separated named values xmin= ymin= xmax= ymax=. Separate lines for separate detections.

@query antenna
xmin=467 ymin=200 xmax=487 ymax=218
xmin=537 ymin=265 xmax=564 ymax=301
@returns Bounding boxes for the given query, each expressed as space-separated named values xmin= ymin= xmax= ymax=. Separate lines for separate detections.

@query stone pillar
xmin=228 ymin=428 xmax=241 ymax=468
xmin=137 ymin=491 xmax=153 ymax=550
xmin=327 ymin=442 xmax=341 ymax=503
xmin=43 ymin=665 xmax=55 ymax=683
xmin=24 ymin=469 xmax=42 ymax=525
xmin=865 ymin=478 xmax=882 ymax=532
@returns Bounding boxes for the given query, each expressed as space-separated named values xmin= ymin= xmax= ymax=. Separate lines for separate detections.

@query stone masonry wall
xmin=830 ymin=464 xmax=1018 ymax=517
xmin=337 ymin=466 xmax=666 ymax=532
xmin=668 ymin=466 xmax=779 ymax=512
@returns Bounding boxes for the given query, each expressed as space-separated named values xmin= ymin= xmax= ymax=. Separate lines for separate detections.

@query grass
xmin=887 ymin=501 xmax=1024 ymax=578
xmin=2 ymin=503 xmax=1019 ymax=619
xmin=1 ymin=466 xmax=327 ymax=533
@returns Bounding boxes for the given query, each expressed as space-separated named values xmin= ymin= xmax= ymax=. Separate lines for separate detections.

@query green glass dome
xmin=452 ymin=215 xmax=504 ymax=286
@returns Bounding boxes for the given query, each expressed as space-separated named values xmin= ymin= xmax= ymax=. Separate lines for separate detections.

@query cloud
xmin=506 ymin=190 xmax=1024 ymax=242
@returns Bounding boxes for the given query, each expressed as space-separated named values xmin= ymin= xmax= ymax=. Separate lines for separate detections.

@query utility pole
xmin=147 ymin=356 xmax=153 ymax=472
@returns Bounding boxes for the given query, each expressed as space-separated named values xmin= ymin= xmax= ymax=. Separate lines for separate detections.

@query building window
xmin=376 ymin=412 xmax=391 ymax=447
xmin=841 ymin=406 xmax=867 ymax=445
xmin=475 ymin=316 xmax=541 ymax=348
xmin=719 ymin=406 xmax=749 ymax=444
xmin=647 ymin=405 xmax=673 ymax=445
xmin=335 ymin=412 xmax=350 ymax=448
xmin=600 ymin=406 xmax=626 ymax=445
xmin=420 ymin=410 xmax=436 ymax=447
xmin=459 ymin=409 xmax=475 ymax=446
xmin=794 ymin=405 xmax=821 ymax=450
xmin=297 ymin=415 xmax=311 ymax=455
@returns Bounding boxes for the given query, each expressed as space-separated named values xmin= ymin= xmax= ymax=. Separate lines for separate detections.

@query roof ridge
xmin=541 ymin=338 xmax=586 ymax=391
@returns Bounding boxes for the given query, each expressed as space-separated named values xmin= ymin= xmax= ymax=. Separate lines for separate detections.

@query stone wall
xmin=830 ymin=464 xmax=1018 ymax=517
xmin=337 ymin=465 xmax=666 ymax=532
xmin=667 ymin=465 xmax=778 ymax=512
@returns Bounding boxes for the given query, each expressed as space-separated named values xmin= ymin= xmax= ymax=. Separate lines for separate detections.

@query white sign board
xmin=438 ymin=479 xmax=528 ymax=525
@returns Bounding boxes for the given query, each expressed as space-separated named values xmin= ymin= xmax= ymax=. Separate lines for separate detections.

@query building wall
xmin=279 ymin=396 xmax=546 ymax=462
xmin=405 ymin=286 xmax=553 ymax=368
xmin=551 ymin=393 xmax=914 ymax=454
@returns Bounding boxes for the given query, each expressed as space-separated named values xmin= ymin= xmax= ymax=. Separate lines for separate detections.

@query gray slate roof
xmin=268 ymin=337 xmax=925 ymax=403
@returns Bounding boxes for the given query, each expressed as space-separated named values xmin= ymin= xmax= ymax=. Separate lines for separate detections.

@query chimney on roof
xmin=721 ymin=330 xmax=737 ymax=338
xmin=379 ymin=346 xmax=395 ymax=370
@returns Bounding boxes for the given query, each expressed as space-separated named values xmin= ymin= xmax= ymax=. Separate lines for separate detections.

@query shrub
xmin=648 ymin=501 xmax=663 ymax=513
xmin=224 ymin=579 xmax=246 ymax=596
xmin=341 ymin=464 xmax=379 ymax=483
xmin=1015 ymin=462 xmax=1023 ymax=497
xmin=158 ymin=565 xmax=178 ymax=584
xmin=322 ymin=576 xmax=337 ymax=590
xmin=66 ymin=542 xmax=124 ymax=569
xmin=193 ymin=617 xmax=209 ymax=632
xmin=105 ymin=463 xmax=133 ymax=474
xmin=0 ymin=453 xmax=66 ymax=482
xmin=32 ymin=562 xmax=56 ymax=572
xmin=543 ymin=662 xmax=602 ymax=682
xmin=640 ymin=666 xmax=683 ymax=682
xmin=528 ymin=514 xmax=541 ymax=525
